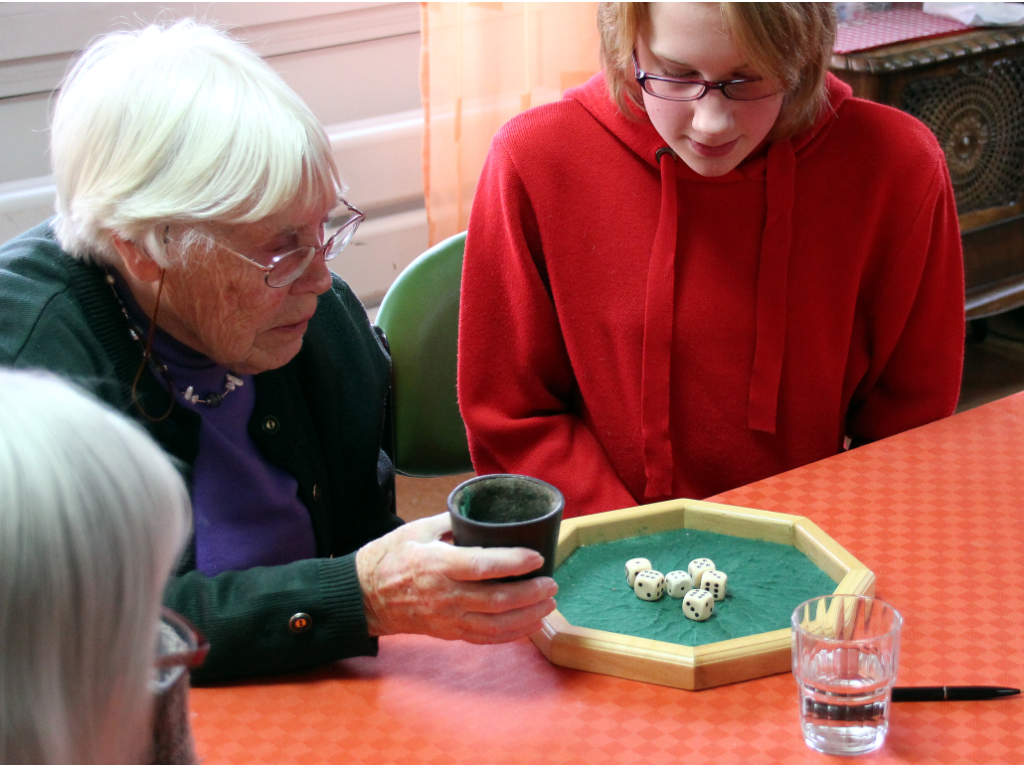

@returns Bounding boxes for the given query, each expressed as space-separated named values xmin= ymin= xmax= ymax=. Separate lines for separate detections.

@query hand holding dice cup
xmin=357 ymin=512 xmax=559 ymax=644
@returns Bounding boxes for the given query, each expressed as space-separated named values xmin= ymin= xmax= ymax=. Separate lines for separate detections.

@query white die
xmin=633 ymin=569 xmax=665 ymax=601
xmin=682 ymin=589 xmax=715 ymax=621
xmin=625 ymin=557 xmax=652 ymax=587
xmin=700 ymin=569 xmax=728 ymax=601
xmin=664 ymin=570 xmax=693 ymax=598
xmin=687 ymin=558 xmax=715 ymax=590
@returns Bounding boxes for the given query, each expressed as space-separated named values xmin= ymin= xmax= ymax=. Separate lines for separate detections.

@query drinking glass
xmin=791 ymin=594 xmax=902 ymax=756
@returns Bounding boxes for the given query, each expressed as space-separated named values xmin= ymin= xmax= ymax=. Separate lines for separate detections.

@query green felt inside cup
xmin=456 ymin=479 xmax=559 ymax=524
xmin=554 ymin=528 xmax=837 ymax=646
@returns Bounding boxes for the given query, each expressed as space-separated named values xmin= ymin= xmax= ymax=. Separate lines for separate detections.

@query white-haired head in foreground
xmin=0 ymin=369 xmax=191 ymax=764
xmin=51 ymin=18 xmax=341 ymax=267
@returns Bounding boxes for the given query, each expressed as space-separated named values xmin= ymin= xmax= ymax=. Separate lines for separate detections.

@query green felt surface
xmin=554 ymin=528 xmax=837 ymax=646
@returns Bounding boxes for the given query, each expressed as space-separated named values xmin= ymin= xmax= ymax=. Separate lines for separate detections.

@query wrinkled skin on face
xmin=637 ymin=2 xmax=784 ymax=178
xmin=115 ymin=196 xmax=335 ymax=374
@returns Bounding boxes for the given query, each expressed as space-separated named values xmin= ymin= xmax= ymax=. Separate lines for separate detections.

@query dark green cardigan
xmin=0 ymin=221 xmax=403 ymax=683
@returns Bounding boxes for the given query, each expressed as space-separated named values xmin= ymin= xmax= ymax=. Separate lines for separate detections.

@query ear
xmin=111 ymin=233 xmax=164 ymax=283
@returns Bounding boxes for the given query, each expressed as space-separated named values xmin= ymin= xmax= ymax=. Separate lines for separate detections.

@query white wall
xmin=0 ymin=1 xmax=427 ymax=307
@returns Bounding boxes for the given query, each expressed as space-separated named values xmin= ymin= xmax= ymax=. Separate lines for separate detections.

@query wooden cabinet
xmin=831 ymin=27 xmax=1024 ymax=318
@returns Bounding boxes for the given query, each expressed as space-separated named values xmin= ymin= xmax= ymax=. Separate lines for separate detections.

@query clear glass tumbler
xmin=791 ymin=595 xmax=902 ymax=756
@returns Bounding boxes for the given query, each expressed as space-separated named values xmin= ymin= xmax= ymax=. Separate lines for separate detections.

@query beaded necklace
xmin=105 ymin=273 xmax=244 ymax=413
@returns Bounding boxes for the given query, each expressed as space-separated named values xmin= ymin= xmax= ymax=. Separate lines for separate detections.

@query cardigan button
xmin=261 ymin=415 xmax=280 ymax=434
xmin=312 ymin=484 xmax=323 ymax=502
xmin=289 ymin=613 xmax=313 ymax=633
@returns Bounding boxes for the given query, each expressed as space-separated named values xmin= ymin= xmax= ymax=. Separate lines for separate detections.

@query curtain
xmin=420 ymin=2 xmax=600 ymax=245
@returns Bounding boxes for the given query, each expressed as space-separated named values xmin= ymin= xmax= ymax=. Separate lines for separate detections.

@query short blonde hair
xmin=51 ymin=18 xmax=341 ymax=267
xmin=598 ymin=3 xmax=837 ymax=140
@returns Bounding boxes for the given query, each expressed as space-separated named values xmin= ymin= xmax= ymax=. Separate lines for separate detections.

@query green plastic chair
xmin=376 ymin=231 xmax=473 ymax=477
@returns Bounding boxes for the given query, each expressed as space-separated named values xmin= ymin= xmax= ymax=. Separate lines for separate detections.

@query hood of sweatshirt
xmin=565 ymin=73 xmax=853 ymax=499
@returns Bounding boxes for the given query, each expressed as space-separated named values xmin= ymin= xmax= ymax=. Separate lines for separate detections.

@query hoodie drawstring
xmin=748 ymin=140 xmax=795 ymax=434
xmin=640 ymin=147 xmax=678 ymax=499
xmin=639 ymin=141 xmax=796 ymax=500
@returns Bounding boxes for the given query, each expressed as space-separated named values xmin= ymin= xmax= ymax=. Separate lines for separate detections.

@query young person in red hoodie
xmin=458 ymin=3 xmax=964 ymax=518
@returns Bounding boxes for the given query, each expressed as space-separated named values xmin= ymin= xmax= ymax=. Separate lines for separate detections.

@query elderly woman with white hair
xmin=0 ymin=370 xmax=196 ymax=763
xmin=0 ymin=19 xmax=556 ymax=683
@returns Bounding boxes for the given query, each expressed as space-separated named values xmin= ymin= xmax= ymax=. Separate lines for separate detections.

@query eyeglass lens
xmin=643 ymin=77 xmax=776 ymax=101
xmin=155 ymin=609 xmax=206 ymax=670
xmin=264 ymin=215 xmax=361 ymax=288
xmin=152 ymin=609 xmax=208 ymax=694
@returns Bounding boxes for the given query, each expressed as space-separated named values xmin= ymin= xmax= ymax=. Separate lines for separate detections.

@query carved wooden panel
xmin=832 ymin=28 xmax=1024 ymax=318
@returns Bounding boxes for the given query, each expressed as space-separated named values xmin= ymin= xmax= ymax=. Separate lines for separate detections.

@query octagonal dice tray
xmin=528 ymin=498 xmax=874 ymax=691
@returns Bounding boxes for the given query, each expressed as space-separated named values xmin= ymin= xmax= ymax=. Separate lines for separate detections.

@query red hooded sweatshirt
xmin=458 ymin=73 xmax=964 ymax=518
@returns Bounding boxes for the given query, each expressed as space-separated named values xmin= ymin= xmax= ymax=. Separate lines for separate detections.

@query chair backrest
xmin=376 ymin=231 xmax=473 ymax=477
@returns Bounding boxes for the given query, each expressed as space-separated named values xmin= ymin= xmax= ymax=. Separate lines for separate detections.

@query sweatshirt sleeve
xmin=846 ymin=160 xmax=965 ymax=443
xmin=167 ymin=552 xmax=376 ymax=684
xmin=458 ymin=139 xmax=637 ymax=516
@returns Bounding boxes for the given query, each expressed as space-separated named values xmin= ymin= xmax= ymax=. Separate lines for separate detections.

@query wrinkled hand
xmin=356 ymin=512 xmax=558 ymax=644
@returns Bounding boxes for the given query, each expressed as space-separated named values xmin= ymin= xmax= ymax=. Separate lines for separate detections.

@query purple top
xmin=115 ymin=277 xmax=317 ymax=576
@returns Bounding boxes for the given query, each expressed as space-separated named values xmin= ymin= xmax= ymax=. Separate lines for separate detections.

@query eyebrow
xmin=649 ymin=49 xmax=692 ymax=68
xmin=257 ymin=226 xmax=300 ymax=248
xmin=649 ymin=49 xmax=753 ymax=73
xmin=275 ymin=215 xmax=327 ymax=237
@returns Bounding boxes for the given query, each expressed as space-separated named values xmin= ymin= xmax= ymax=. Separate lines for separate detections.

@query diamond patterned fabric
xmin=834 ymin=7 xmax=968 ymax=55
xmin=190 ymin=392 xmax=1024 ymax=763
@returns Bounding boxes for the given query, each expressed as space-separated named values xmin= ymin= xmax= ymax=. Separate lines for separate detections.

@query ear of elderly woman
xmin=0 ymin=19 xmax=555 ymax=683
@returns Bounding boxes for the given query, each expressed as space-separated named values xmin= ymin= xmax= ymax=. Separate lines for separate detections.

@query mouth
xmin=273 ymin=312 xmax=315 ymax=335
xmin=688 ymin=137 xmax=739 ymax=158
xmin=275 ymin=320 xmax=308 ymax=334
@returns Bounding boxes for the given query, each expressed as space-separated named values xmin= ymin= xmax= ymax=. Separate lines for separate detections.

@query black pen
xmin=803 ymin=687 xmax=1020 ymax=722
xmin=892 ymin=686 xmax=1021 ymax=702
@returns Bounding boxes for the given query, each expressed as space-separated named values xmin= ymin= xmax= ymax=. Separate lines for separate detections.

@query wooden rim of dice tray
xmin=528 ymin=498 xmax=874 ymax=691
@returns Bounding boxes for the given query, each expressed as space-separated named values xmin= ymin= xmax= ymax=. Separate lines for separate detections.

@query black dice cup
xmin=447 ymin=474 xmax=564 ymax=580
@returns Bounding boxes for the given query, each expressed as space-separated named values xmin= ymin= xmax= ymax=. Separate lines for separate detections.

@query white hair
xmin=51 ymin=18 xmax=341 ymax=266
xmin=0 ymin=369 xmax=191 ymax=764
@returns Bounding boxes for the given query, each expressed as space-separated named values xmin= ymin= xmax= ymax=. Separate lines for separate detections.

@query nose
xmin=290 ymin=249 xmax=333 ymax=296
xmin=689 ymin=91 xmax=735 ymax=139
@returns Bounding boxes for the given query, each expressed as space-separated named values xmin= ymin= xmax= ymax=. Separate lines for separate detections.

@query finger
xmin=401 ymin=512 xmax=453 ymax=543
xmin=441 ymin=576 xmax=558 ymax=615
xmin=459 ymin=597 xmax=558 ymax=639
xmin=438 ymin=544 xmax=545 ymax=581
xmin=454 ymin=624 xmax=548 ymax=645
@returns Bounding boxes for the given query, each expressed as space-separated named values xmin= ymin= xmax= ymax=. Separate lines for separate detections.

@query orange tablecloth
xmin=191 ymin=393 xmax=1024 ymax=763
